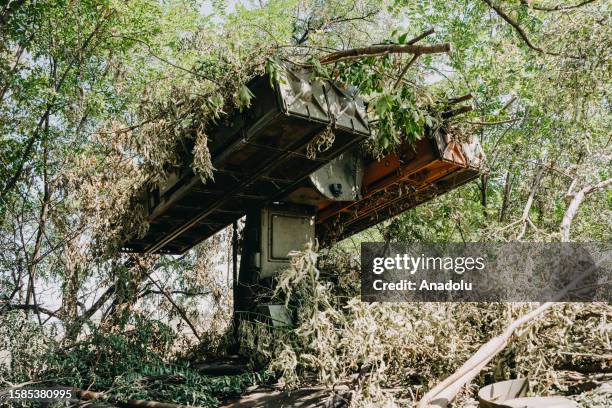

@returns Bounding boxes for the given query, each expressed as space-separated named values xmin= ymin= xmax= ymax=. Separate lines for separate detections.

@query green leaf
xmin=376 ymin=95 xmax=392 ymax=116
xmin=238 ymin=84 xmax=254 ymax=111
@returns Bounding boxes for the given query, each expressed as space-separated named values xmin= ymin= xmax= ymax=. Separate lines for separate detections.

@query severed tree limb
xmin=319 ymin=42 xmax=451 ymax=65
xmin=418 ymin=303 xmax=555 ymax=408
xmin=418 ymin=172 xmax=610 ymax=407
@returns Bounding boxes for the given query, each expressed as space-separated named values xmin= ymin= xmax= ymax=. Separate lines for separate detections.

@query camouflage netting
xmin=74 ymin=44 xmax=279 ymax=254
xmin=238 ymin=247 xmax=611 ymax=407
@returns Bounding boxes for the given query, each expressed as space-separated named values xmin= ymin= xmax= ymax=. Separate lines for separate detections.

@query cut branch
xmin=319 ymin=42 xmax=451 ymax=65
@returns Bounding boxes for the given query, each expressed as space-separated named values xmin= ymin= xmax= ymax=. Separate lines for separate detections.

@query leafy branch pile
xmin=239 ymin=247 xmax=611 ymax=407
xmin=1 ymin=312 xmax=260 ymax=407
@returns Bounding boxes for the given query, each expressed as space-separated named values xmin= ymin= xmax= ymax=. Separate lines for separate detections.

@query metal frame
xmin=123 ymin=64 xmax=370 ymax=254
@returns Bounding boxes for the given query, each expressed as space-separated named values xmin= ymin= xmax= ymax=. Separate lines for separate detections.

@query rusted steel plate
xmin=315 ymin=128 xmax=485 ymax=246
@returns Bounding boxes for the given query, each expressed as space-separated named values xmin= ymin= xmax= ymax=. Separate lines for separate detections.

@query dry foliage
xmin=239 ymin=247 xmax=611 ymax=407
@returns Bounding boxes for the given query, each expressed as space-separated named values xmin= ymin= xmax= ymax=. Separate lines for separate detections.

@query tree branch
xmin=560 ymin=177 xmax=612 ymax=242
xmin=447 ymin=93 xmax=474 ymax=105
xmin=0 ymin=302 xmax=59 ymax=318
xmin=418 ymin=256 xmax=608 ymax=408
xmin=392 ymin=28 xmax=437 ymax=89
xmin=441 ymin=105 xmax=473 ymax=119
xmin=0 ymin=8 xmax=114 ymax=201
xmin=68 ymin=387 xmax=202 ymax=408
xmin=139 ymin=289 xmax=211 ymax=298
xmin=393 ymin=54 xmax=419 ymax=89
xmin=319 ymin=42 xmax=451 ymax=65
xmin=143 ymin=271 xmax=201 ymax=341
xmin=516 ymin=165 xmax=545 ymax=240
xmin=464 ymin=117 xmax=520 ymax=125
xmin=482 ymin=0 xmax=583 ymax=59
xmin=406 ymin=28 xmax=436 ymax=45
xmin=522 ymin=0 xmax=597 ymax=11
xmin=294 ymin=9 xmax=378 ymax=45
